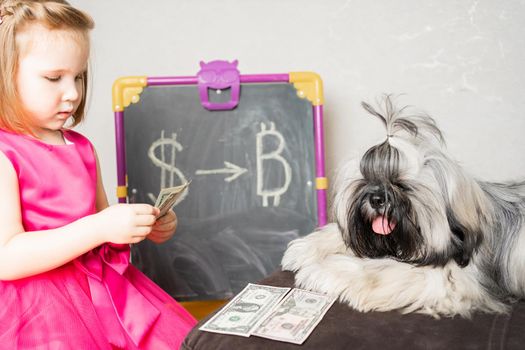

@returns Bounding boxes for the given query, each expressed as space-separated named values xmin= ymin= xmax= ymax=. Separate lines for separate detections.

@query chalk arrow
xmin=195 ymin=161 xmax=248 ymax=182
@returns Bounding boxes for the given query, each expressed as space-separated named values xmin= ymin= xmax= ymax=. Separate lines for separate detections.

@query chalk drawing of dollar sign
xmin=256 ymin=122 xmax=292 ymax=207
xmin=147 ymin=130 xmax=188 ymax=204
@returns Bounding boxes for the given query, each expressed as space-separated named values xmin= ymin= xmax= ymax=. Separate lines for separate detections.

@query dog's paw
xmin=281 ymin=224 xmax=347 ymax=272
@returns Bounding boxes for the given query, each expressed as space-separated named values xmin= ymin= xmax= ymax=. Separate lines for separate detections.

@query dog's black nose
xmin=370 ymin=193 xmax=386 ymax=209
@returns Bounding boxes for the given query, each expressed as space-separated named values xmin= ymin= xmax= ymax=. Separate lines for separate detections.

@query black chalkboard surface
xmin=119 ymin=75 xmax=320 ymax=301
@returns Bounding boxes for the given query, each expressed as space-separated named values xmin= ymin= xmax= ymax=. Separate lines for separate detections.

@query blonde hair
xmin=0 ymin=0 xmax=94 ymax=134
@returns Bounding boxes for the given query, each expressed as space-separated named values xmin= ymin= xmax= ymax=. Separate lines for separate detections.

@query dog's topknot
xmin=361 ymin=94 xmax=445 ymax=145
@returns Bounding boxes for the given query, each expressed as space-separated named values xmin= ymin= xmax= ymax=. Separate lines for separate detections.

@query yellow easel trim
xmin=112 ymin=76 xmax=148 ymax=112
xmin=316 ymin=177 xmax=328 ymax=190
xmin=289 ymin=72 xmax=324 ymax=106
xmin=116 ymin=185 xmax=127 ymax=199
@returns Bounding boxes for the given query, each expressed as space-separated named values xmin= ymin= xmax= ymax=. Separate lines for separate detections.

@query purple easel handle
xmin=197 ymin=60 xmax=241 ymax=111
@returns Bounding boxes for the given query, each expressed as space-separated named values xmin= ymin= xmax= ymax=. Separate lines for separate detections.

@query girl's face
xmin=16 ymin=24 xmax=89 ymax=141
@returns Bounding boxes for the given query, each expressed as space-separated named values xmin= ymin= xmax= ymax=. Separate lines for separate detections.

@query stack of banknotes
xmin=154 ymin=182 xmax=190 ymax=217
xmin=199 ymin=283 xmax=336 ymax=344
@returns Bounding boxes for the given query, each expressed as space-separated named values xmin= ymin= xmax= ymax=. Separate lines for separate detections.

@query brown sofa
xmin=182 ymin=270 xmax=525 ymax=350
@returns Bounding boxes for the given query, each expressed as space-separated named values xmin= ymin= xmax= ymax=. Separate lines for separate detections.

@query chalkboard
xmin=113 ymin=65 xmax=326 ymax=301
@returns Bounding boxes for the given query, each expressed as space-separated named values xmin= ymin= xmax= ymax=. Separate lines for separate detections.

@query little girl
xmin=0 ymin=1 xmax=196 ymax=348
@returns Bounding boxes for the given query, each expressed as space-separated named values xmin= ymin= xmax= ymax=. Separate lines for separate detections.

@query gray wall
xmin=71 ymin=0 xmax=525 ymax=205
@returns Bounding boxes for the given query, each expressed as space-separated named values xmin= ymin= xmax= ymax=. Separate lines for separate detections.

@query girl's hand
xmin=147 ymin=209 xmax=178 ymax=244
xmin=92 ymin=204 xmax=160 ymax=244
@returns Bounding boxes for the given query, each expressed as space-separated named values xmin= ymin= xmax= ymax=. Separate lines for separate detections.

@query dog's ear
xmin=444 ymin=176 xmax=489 ymax=267
xmin=446 ymin=209 xmax=483 ymax=267
xmin=426 ymin=156 xmax=488 ymax=267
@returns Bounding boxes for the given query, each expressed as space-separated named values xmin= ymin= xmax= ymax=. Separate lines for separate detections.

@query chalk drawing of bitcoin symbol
xmin=147 ymin=130 xmax=188 ymax=204
xmin=256 ymin=122 xmax=292 ymax=207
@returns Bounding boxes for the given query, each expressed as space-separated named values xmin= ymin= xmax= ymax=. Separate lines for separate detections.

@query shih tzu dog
xmin=281 ymin=96 xmax=525 ymax=317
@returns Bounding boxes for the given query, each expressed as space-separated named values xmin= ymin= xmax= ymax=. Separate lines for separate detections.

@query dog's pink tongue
xmin=372 ymin=216 xmax=396 ymax=235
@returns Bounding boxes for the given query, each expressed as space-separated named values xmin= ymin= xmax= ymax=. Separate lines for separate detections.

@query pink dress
xmin=0 ymin=129 xmax=196 ymax=349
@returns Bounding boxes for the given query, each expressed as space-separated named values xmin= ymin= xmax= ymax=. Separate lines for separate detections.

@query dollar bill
xmin=199 ymin=283 xmax=291 ymax=337
xmin=154 ymin=182 xmax=190 ymax=218
xmin=252 ymin=288 xmax=336 ymax=344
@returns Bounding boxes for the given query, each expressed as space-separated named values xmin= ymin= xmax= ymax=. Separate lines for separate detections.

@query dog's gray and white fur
xmin=282 ymin=96 xmax=525 ymax=317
